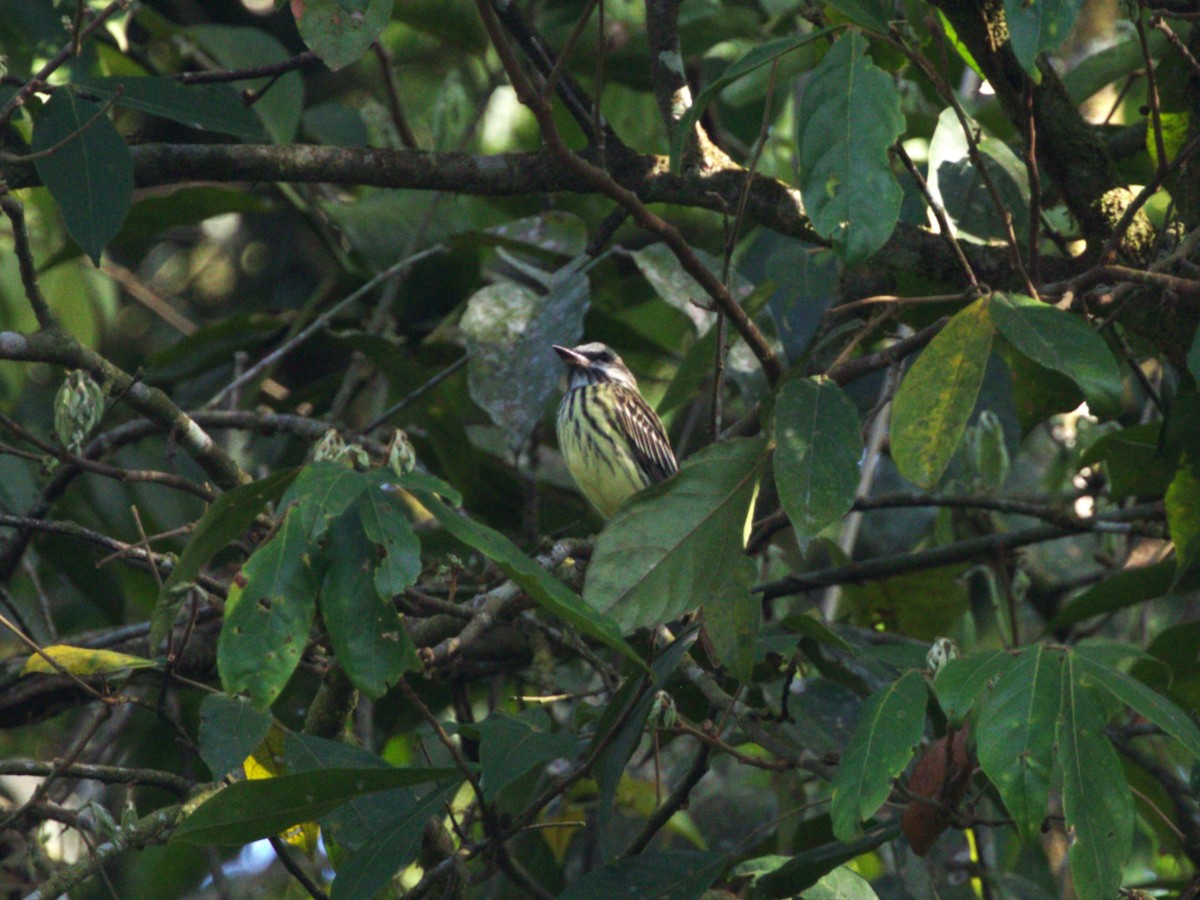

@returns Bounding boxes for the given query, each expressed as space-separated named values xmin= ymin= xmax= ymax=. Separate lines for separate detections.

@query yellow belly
xmin=557 ymin=386 xmax=648 ymax=518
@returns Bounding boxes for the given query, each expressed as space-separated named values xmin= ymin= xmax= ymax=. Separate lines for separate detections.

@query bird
xmin=553 ymin=342 xmax=678 ymax=518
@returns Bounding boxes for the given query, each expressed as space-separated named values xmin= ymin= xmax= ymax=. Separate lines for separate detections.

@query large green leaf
xmin=283 ymin=462 xmax=371 ymax=540
xmin=186 ymin=25 xmax=303 ymax=143
xmin=1005 ymin=0 xmax=1084 ymax=75
xmin=583 ymin=438 xmax=767 ymax=634
xmin=591 ymin=628 xmax=696 ymax=858
xmin=330 ymin=781 xmax=460 ymax=900
xmin=773 ymin=378 xmax=863 ymax=542
xmin=217 ymin=508 xmax=320 ymax=709
xmin=755 ymin=824 xmax=897 ymax=898
xmin=461 ymin=255 xmax=589 ymax=449
xmin=801 ymin=866 xmax=879 ymax=900
xmin=990 ymin=293 xmax=1122 ymax=417
xmin=293 ymin=0 xmax=394 ymax=71
xmin=926 ymin=108 xmax=1030 ymax=245
xmin=933 ymin=649 xmax=1017 ymax=725
xmin=825 ymin=0 xmax=892 ymax=31
xmin=76 ymin=76 xmax=266 ymax=141
xmin=478 ymin=710 xmax=580 ymax=802
xmin=1051 ymin=560 xmax=1176 ymax=627
xmin=401 ymin=487 xmax=643 ymax=668
xmin=1073 ymin=644 xmax=1200 ymax=762
xmin=829 ymin=669 xmax=927 ymax=840
xmin=356 ymin=485 xmax=422 ymax=598
xmin=151 ymin=468 xmax=299 ymax=651
xmin=669 ymin=29 xmax=834 ymax=172
xmin=321 ymin=510 xmax=417 ymax=699
xmin=284 ymin=733 xmax=417 ymax=852
xmin=891 ymin=298 xmax=994 ymax=488
xmin=975 ymin=644 xmax=1063 ymax=840
xmin=1058 ymin=655 xmax=1134 ymax=899
xmin=1077 ymin=422 xmax=1173 ymax=498
xmin=557 ymin=850 xmax=727 ymax=900
xmin=198 ymin=695 xmax=273 ymax=780
xmin=703 ymin=580 xmax=761 ymax=683
xmin=796 ymin=32 xmax=904 ymax=264
xmin=33 ymin=89 xmax=133 ymax=265
xmin=173 ymin=766 xmax=462 ymax=845
xmin=1166 ymin=458 xmax=1200 ymax=587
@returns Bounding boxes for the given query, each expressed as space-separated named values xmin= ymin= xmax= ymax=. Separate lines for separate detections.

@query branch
xmin=755 ymin=502 xmax=1164 ymax=600
xmin=0 ymin=329 xmax=245 ymax=489
xmin=0 ymin=759 xmax=191 ymax=795
xmin=473 ymin=0 xmax=783 ymax=384
xmin=24 ymin=803 xmax=185 ymax=900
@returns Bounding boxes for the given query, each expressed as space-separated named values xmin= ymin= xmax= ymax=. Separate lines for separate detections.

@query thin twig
xmin=177 ymin=51 xmax=320 ymax=85
xmin=202 ymin=244 xmax=446 ymax=410
xmin=891 ymin=143 xmax=978 ymax=287
xmin=268 ymin=836 xmax=329 ymax=900
xmin=0 ymin=88 xmax=124 ymax=163
xmin=1137 ymin=1 xmax=1170 ymax=177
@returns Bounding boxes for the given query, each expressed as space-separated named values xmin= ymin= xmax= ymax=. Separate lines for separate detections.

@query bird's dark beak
xmin=553 ymin=345 xmax=589 ymax=367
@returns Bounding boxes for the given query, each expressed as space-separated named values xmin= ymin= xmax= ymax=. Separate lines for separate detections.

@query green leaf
xmin=591 ymin=627 xmax=696 ymax=858
xmin=33 ymin=89 xmax=133 ymax=265
xmin=477 ymin=710 xmax=579 ymax=802
xmin=284 ymin=733 xmax=413 ymax=851
xmin=1072 ymin=644 xmax=1200 ymax=762
xmin=321 ymin=510 xmax=417 ymax=699
xmin=829 ymin=669 xmax=927 ymax=840
xmin=356 ymin=485 xmax=422 ymax=598
xmin=330 ymin=781 xmax=460 ymax=900
xmin=777 ymin=614 xmax=852 ymax=651
xmin=293 ymin=0 xmax=394 ymax=71
xmin=1063 ymin=29 xmax=1168 ymax=105
xmin=173 ymin=766 xmax=463 ymax=845
xmin=151 ymin=468 xmax=299 ymax=651
xmin=283 ymin=462 xmax=371 ymax=540
xmin=1188 ymin=326 xmax=1200 ymax=384
xmin=703 ymin=577 xmax=760 ymax=683
xmin=583 ymin=438 xmax=767 ymax=633
xmin=891 ymin=298 xmax=994 ymax=488
xmin=991 ymin=293 xmax=1122 ymax=417
xmin=1051 ymin=560 xmax=1176 ymax=627
xmin=217 ymin=508 xmax=320 ymax=709
xmin=462 ymin=255 xmax=589 ymax=449
xmin=975 ymin=644 xmax=1063 ymax=839
xmin=1077 ymin=422 xmax=1173 ymax=498
xmin=926 ymin=108 xmax=1030 ymax=245
xmin=402 ymin=488 xmax=644 ymax=669
xmin=1167 ymin=458 xmax=1200 ymax=587
xmin=1058 ymin=655 xmax=1134 ymax=899
xmin=557 ymin=850 xmax=727 ymax=900
xmin=773 ymin=378 xmax=863 ymax=541
xmin=198 ymin=695 xmax=273 ymax=780
xmin=825 ymin=0 xmax=891 ymax=31
xmin=933 ymin=649 xmax=1017 ymax=725
xmin=669 ymin=29 xmax=834 ymax=172
xmin=186 ymin=25 xmax=303 ymax=143
xmin=1006 ymin=0 xmax=1084 ymax=75
xmin=801 ymin=866 xmax=880 ymax=900
xmin=75 ymin=76 xmax=266 ymax=141
xmin=796 ymin=32 xmax=904 ymax=264
xmin=659 ymin=282 xmax=774 ymax=415
xmin=754 ymin=822 xmax=897 ymax=898
xmin=842 ymin=564 xmax=969 ymax=642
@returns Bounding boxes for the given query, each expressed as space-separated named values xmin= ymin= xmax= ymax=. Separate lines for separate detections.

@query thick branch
xmin=1 ymin=143 xmax=1072 ymax=291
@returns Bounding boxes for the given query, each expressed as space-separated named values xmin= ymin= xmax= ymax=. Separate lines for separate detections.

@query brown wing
xmin=609 ymin=384 xmax=678 ymax=484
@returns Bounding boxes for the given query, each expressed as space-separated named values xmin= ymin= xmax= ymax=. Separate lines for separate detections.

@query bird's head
xmin=553 ymin=343 xmax=639 ymax=391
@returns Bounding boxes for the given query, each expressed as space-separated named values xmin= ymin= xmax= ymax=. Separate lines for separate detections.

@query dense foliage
xmin=1 ymin=0 xmax=1199 ymax=897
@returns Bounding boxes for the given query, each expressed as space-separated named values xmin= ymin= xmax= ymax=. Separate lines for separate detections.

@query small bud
xmin=54 ymin=370 xmax=105 ymax=454
xmin=387 ymin=429 xmax=417 ymax=477
xmin=963 ymin=410 xmax=1009 ymax=492
xmin=649 ymin=690 xmax=676 ymax=729
xmin=926 ymin=637 xmax=959 ymax=674
xmin=312 ymin=428 xmax=347 ymax=463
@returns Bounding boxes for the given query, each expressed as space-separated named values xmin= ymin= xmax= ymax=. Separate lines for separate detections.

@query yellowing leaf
xmin=243 ymin=725 xmax=319 ymax=857
xmin=21 ymin=645 xmax=157 ymax=677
